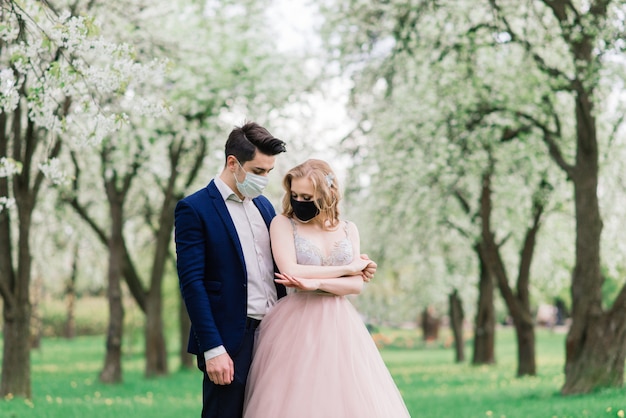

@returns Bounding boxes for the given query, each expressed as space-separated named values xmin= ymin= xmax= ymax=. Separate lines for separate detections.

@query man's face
xmin=232 ymin=153 xmax=276 ymax=182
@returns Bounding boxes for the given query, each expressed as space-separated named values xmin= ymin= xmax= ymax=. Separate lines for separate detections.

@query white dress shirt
xmin=204 ymin=177 xmax=277 ymax=361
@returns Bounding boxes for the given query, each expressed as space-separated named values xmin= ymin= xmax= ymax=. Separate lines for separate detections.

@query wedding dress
xmin=243 ymin=220 xmax=411 ymax=417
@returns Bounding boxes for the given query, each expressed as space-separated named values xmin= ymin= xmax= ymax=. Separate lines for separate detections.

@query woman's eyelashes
xmin=291 ymin=193 xmax=313 ymax=201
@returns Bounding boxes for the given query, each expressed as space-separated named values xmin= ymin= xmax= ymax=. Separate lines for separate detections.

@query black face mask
xmin=290 ymin=197 xmax=320 ymax=222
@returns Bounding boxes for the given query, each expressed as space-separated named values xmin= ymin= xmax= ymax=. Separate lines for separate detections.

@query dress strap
xmin=289 ymin=217 xmax=299 ymax=237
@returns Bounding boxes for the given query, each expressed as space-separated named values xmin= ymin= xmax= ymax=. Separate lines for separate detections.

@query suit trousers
xmin=201 ymin=318 xmax=261 ymax=418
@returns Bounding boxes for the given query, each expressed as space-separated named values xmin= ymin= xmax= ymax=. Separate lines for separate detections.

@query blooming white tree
xmin=0 ymin=0 xmax=166 ymax=397
xmin=320 ymin=0 xmax=626 ymax=393
xmin=46 ymin=0 xmax=310 ymax=382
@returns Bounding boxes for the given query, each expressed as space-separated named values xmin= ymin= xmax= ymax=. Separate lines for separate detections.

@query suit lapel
xmin=206 ymin=181 xmax=246 ymax=267
xmin=253 ymin=198 xmax=273 ymax=229
xmin=253 ymin=197 xmax=286 ymax=298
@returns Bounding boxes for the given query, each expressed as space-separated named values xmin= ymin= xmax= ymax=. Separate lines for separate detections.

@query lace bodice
xmin=290 ymin=219 xmax=353 ymax=266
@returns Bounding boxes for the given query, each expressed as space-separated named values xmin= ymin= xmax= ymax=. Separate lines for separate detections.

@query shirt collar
xmin=215 ymin=177 xmax=243 ymax=203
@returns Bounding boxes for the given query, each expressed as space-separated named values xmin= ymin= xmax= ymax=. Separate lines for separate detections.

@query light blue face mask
xmin=234 ymin=160 xmax=269 ymax=199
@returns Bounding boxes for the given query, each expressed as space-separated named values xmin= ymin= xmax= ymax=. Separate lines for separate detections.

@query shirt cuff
xmin=204 ymin=345 xmax=227 ymax=361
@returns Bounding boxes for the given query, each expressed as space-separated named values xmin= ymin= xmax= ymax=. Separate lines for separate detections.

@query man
xmin=174 ymin=122 xmax=287 ymax=418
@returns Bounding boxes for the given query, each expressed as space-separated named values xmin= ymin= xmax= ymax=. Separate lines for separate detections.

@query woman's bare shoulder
xmin=271 ymin=214 xmax=291 ymax=228
xmin=344 ymin=219 xmax=359 ymax=230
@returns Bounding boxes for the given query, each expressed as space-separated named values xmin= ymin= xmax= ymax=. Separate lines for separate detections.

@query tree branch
xmin=184 ymin=134 xmax=208 ymax=190
xmin=489 ymin=0 xmax=573 ymax=88
xmin=479 ymin=163 xmax=533 ymax=324
xmin=517 ymin=180 xmax=549 ymax=303
xmin=603 ymin=112 xmax=626 ymax=163
xmin=442 ymin=219 xmax=472 ymax=240
xmin=66 ymin=151 xmax=108 ymax=244
xmin=122 ymin=145 xmax=143 ymax=196
xmin=66 ymin=151 xmax=147 ymax=312
xmin=542 ymin=0 xmax=578 ymax=26
xmin=121 ymin=241 xmax=147 ymax=313
xmin=515 ymin=111 xmax=575 ymax=177
xmin=453 ymin=188 xmax=472 ymax=215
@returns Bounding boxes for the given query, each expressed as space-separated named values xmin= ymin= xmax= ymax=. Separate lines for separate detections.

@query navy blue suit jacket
xmin=174 ymin=180 xmax=286 ymax=359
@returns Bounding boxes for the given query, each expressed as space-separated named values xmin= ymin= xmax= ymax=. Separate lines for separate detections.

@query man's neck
xmin=219 ymin=170 xmax=245 ymax=200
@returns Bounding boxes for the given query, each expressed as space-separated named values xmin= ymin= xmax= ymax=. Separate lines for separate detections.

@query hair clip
xmin=325 ymin=173 xmax=335 ymax=187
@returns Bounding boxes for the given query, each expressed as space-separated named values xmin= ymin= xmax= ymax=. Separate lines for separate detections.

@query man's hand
xmin=275 ymin=272 xmax=320 ymax=291
xmin=360 ymin=254 xmax=377 ymax=282
xmin=206 ymin=352 xmax=234 ymax=385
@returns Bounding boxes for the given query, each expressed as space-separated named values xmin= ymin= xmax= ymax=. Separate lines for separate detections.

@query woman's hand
xmin=360 ymin=254 xmax=377 ymax=282
xmin=350 ymin=257 xmax=371 ymax=275
xmin=275 ymin=272 xmax=320 ymax=291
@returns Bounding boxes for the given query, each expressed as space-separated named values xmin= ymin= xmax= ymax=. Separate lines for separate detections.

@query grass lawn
xmin=1 ymin=327 xmax=625 ymax=417
xmin=383 ymin=327 xmax=626 ymax=418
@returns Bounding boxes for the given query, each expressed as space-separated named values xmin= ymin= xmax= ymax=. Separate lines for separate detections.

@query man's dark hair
xmin=224 ymin=122 xmax=286 ymax=163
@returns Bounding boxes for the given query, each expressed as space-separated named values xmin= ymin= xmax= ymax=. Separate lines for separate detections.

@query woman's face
xmin=290 ymin=176 xmax=315 ymax=202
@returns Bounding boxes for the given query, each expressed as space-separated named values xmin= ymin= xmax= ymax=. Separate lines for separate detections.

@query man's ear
xmin=226 ymin=155 xmax=238 ymax=171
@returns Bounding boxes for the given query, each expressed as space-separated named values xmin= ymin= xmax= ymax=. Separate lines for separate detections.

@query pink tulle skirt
xmin=243 ymin=291 xmax=411 ymax=418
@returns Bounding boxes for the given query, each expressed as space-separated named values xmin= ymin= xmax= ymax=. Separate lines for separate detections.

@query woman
xmin=243 ymin=159 xmax=410 ymax=418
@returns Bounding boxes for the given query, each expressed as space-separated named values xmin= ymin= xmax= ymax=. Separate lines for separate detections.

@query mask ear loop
xmin=232 ymin=158 xmax=244 ymax=184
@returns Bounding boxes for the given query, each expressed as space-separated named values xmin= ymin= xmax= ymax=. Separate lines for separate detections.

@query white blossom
xmin=39 ymin=158 xmax=70 ymax=185
xmin=0 ymin=16 xmax=20 ymax=42
xmin=0 ymin=69 xmax=20 ymax=112
xmin=0 ymin=197 xmax=16 ymax=213
xmin=0 ymin=157 xmax=23 ymax=178
xmin=68 ymin=112 xmax=125 ymax=147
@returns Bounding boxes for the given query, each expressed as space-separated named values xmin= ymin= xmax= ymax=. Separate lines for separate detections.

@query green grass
xmin=2 ymin=328 xmax=625 ymax=417
xmin=2 ymin=336 xmax=200 ymax=418
xmin=383 ymin=328 xmax=626 ymax=418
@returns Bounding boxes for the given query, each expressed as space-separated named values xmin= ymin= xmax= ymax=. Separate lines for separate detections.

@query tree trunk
xmin=449 ymin=289 xmax=465 ymax=363
xmin=144 ymin=189 xmax=176 ymax=377
xmin=563 ymin=310 xmax=626 ymax=393
xmin=472 ymin=243 xmax=495 ymax=365
xmin=64 ymin=244 xmax=78 ymax=339
xmin=0 ymin=96 xmax=36 ymax=398
xmin=145 ymin=295 xmax=168 ymax=377
xmin=99 ymin=192 xmax=124 ymax=384
xmin=514 ymin=320 xmax=536 ymax=376
xmin=1 ymin=203 xmax=33 ymax=397
xmin=561 ymin=81 xmax=614 ymax=393
xmin=480 ymin=169 xmax=544 ymax=377
xmin=1 ymin=301 xmax=31 ymax=398
xmin=562 ymin=149 xmax=613 ymax=392
xmin=512 ymin=0 xmax=624 ymax=394
xmin=0 ymin=115 xmax=46 ymax=397
xmin=179 ymin=296 xmax=194 ymax=369
xmin=421 ymin=306 xmax=440 ymax=342
xmin=29 ymin=275 xmax=42 ymax=349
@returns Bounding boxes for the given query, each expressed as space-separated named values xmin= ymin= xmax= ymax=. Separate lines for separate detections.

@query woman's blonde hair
xmin=281 ymin=159 xmax=341 ymax=229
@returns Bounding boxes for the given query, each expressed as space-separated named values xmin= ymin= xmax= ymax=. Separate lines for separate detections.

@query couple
xmin=174 ymin=122 xmax=410 ymax=418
